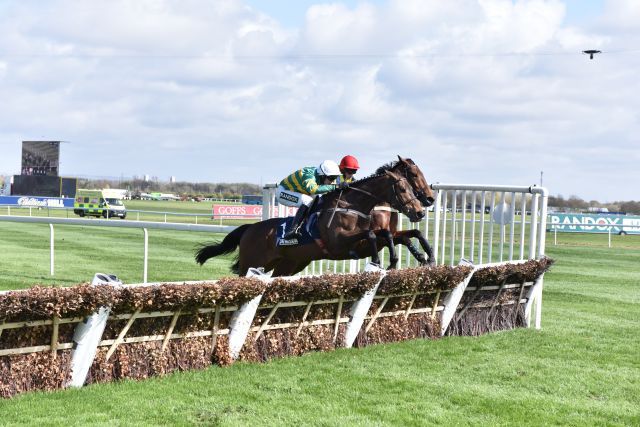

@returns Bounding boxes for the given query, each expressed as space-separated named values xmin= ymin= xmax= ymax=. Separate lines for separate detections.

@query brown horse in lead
xmin=364 ymin=157 xmax=436 ymax=268
xmin=196 ymin=169 xmax=425 ymax=277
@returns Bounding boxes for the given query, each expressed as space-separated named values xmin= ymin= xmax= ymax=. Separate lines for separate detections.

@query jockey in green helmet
xmin=277 ymin=160 xmax=343 ymax=240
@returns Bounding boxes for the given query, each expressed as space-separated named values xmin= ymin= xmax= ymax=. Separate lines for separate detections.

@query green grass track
xmin=0 ymin=226 xmax=639 ymax=425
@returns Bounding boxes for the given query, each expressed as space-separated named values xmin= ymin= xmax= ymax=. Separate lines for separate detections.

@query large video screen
xmin=21 ymin=141 xmax=60 ymax=176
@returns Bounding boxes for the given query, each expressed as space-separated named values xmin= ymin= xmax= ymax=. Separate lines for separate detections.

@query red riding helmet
xmin=339 ymin=155 xmax=360 ymax=171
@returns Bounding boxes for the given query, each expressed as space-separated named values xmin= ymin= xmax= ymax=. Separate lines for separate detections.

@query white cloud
xmin=601 ymin=0 xmax=640 ymax=31
xmin=0 ymin=0 xmax=638 ymax=201
xmin=302 ymin=3 xmax=378 ymax=52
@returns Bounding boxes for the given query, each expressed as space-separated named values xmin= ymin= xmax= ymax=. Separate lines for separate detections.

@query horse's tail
xmin=195 ymin=224 xmax=251 ymax=265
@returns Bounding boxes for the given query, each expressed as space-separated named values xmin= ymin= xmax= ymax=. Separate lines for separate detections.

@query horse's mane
xmin=375 ymin=158 xmax=415 ymax=175
xmin=375 ymin=161 xmax=399 ymax=175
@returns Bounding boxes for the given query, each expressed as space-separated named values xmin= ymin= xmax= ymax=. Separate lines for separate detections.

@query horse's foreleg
xmin=417 ymin=234 xmax=435 ymax=265
xmin=377 ymin=229 xmax=398 ymax=269
xmin=393 ymin=229 xmax=434 ymax=266
xmin=343 ymin=230 xmax=381 ymax=265
xmin=365 ymin=230 xmax=382 ymax=265
xmin=407 ymin=229 xmax=435 ymax=265
xmin=393 ymin=235 xmax=426 ymax=265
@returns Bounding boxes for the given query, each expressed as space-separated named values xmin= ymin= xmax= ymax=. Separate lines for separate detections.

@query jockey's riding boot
xmin=284 ymin=204 xmax=309 ymax=240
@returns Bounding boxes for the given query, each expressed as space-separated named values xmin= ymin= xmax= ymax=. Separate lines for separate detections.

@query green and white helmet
xmin=316 ymin=160 xmax=341 ymax=177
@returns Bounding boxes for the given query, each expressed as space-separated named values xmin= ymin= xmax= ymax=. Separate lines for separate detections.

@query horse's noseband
xmin=391 ymin=177 xmax=420 ymax=215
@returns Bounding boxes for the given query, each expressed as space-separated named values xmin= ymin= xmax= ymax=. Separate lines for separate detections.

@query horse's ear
xmin=397 ymin=155 xmax=408 ymax=164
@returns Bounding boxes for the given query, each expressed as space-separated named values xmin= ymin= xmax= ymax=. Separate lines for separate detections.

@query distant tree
xmin=81 ymin=177 xmax=260 ymax=198
xmin=619 ymin=201 xmax=640 ymax=215
xmin=548 ymin=195 xmax=566 ymax=208
xmin=566 ymin=195 xmax=588 ymax=210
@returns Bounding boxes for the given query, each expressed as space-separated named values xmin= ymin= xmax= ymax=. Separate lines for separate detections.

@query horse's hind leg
xmin=237 ymin=248 xmax=280 ymax=276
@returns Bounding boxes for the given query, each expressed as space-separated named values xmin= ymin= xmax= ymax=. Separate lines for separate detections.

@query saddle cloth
xmin=275 ymin=211 xmax=321 ymax=247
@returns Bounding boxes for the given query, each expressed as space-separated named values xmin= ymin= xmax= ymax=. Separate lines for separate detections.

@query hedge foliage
xmin=0 ymin=259 xmax=553 ymax=323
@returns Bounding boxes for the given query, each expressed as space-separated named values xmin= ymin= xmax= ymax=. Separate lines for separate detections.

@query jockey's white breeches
xmin=276 ymin=186 xmax=314 ymax=208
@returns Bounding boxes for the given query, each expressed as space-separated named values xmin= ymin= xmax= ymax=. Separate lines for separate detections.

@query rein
xmin=326 ymin=189 xmax=371 ymax=227
xmin=325 ymin=176 xmax=418 ymax=227
xmin=344 ymin=185 xmax=384 ymax=202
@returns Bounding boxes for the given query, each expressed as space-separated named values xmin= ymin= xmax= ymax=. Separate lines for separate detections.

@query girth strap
xmin=373 ymin=206 xmax=399 ymax=213
xmin=326 ymin=207 xmax=371 ymax=221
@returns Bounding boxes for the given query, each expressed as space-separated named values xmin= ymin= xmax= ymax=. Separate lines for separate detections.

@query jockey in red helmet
xmin=337 ymin=155 xmax=360 ymax=185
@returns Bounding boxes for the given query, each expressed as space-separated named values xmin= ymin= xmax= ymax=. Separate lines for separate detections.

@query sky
xmin=0 ymin=0 xmax=638 ymax=202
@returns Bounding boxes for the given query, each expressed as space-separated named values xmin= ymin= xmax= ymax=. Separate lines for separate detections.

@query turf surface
xmin=0 ymin=227 xmax=638 ymax=426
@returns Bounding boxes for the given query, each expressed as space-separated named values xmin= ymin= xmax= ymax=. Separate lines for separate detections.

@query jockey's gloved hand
xmin=337 ymin=181 xmax=350 ymax=190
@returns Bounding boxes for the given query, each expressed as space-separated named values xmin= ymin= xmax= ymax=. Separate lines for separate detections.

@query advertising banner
xmin=212 ymin=204 xmax=297 ymax=219
xmin=0 ymin=195 xmax=74 ymax=208
xmin=548 ymin=213 xmax=640 ymax=235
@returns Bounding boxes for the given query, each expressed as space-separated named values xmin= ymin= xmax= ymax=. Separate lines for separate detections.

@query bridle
xmin=397 ymin=163 xmax=432 ymax=207
xmin=330 ymin=175 xmax=419 ymax=220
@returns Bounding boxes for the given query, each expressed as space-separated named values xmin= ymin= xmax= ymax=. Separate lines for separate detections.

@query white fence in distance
xmin=0 ymin=215 xmax=234 ymax=283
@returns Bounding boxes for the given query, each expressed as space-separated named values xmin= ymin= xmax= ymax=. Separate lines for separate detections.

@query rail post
xmin=262 ymin=184 xmax=277 ymax=221
xmin=49 ymin=223 xmax=55 ymax=276
xmin=143 ymin=228 xmax=149 ymax=283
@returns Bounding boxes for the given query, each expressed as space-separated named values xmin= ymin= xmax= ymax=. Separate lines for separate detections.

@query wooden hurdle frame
xmin=1 ymin=259 xmax=544 ymax=393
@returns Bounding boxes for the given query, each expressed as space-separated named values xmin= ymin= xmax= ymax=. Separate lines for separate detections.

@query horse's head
xmin=395 ymin=156 xmax=435 ymax=208
xmin=383 ymin=170 xmax=425 ymax=222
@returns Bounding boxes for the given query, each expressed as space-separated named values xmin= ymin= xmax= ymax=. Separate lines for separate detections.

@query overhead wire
xmin=0 ymin=48 xmax=639 ymax=61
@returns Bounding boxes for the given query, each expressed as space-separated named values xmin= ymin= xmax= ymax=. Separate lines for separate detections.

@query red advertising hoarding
xmin=212 ymin=204 xmax=297 ymax=219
